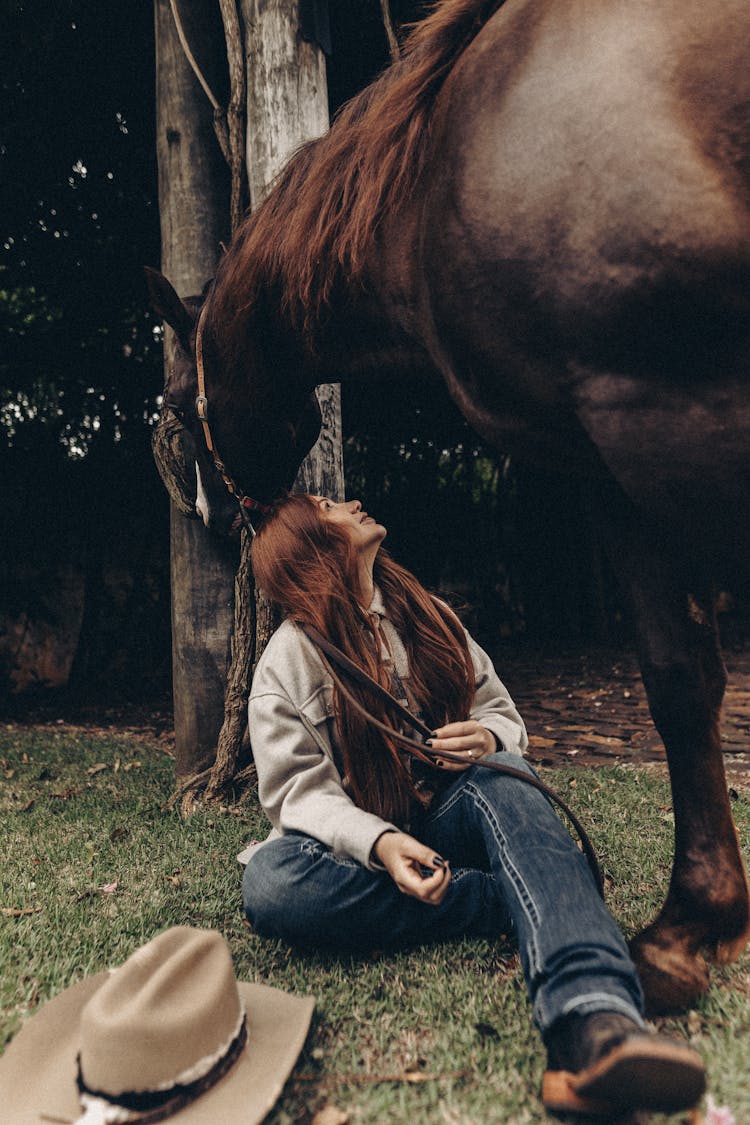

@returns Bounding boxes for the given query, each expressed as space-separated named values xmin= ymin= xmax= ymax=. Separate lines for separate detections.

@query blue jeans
xmin=242 ymin=753 xmax=644 ymax=1036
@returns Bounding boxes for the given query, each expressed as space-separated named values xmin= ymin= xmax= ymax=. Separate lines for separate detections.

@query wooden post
xmin=241 ymin=0 xmax=344 ymax=660
xmin=154 ymin=0 xmax=236 ymax=778
xmin=242 ymin=0 xmax=343 ymax=508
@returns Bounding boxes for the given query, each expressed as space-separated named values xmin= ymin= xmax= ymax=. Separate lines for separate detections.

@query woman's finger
xmin=397 ymin=860 xmax=451 ymax=903
xmin=431 ymin=735 xmax=479 ymax=752
xmin=432 ymin=721 xmax=477 ymax=738
xmin=431 ymin=754 xmax=472 ymax=772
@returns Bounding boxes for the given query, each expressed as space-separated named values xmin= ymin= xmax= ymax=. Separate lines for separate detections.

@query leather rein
xmin=192 ymin=304 xmax=271 ymax=529
xmin=301 ymin=623 xmax=605 ymax=898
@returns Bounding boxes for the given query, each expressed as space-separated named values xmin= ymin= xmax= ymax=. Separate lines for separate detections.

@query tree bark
xmin=154 ymin=0 xmax=235 ymax=779
xmin=242 ymin=0 xmax=329 ymax=206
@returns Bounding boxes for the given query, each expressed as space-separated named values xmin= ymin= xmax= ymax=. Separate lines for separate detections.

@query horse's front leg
xmin=604 ymin=524 xmax=750 ymax=1013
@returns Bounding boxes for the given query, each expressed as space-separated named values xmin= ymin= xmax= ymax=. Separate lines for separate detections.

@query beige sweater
xmin=244 ymin=592 xmax=527 ymax=870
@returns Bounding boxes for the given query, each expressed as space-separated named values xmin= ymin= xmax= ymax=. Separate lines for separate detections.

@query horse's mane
xmin=209 ymin=0 xmax=503 ymax=346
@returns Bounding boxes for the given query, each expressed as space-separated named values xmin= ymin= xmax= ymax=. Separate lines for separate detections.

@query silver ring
xmin=468 ymin=749 xmax=475 ymax=759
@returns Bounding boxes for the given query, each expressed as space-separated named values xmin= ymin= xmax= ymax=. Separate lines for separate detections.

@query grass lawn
xmin=1 ymin=725 xmax=748 ymax=1124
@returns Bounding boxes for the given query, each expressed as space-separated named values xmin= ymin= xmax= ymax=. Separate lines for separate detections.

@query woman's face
xmin=316 ymin=497 xmax=387 ymax=553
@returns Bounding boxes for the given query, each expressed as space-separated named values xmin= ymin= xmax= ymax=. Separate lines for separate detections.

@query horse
xmin=146 ymin=0 xmax=750 ymax=1013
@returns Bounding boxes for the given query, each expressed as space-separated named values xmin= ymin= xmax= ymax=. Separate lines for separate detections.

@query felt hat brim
xmin=0 ymin=972 xmax=314 ymax=1124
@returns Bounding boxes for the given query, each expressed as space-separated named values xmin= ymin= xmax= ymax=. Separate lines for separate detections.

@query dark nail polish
xmin=425 ymin=739 xmax=433 ymax=747
xmin=433 ymin=856 xmax=445 ymax=868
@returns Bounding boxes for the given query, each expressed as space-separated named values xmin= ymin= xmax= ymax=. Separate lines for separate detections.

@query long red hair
xmin=251 ymin=494 xmax=475 ymax=823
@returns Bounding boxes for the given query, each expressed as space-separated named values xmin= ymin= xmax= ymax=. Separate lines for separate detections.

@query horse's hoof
xmin=629 ymin=934 xmax=709 ymax=1016
xmin=714 ymin=926 xmax=750 ymax=966
xmin=711 ymin=846 xmax=750 ymax=965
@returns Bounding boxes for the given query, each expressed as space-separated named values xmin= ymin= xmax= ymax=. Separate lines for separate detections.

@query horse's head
xmin=146 ymin=267 xmax=321 ymax=536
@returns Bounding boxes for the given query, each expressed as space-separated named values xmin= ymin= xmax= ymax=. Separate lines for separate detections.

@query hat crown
xmin=79 ymin=927 xmax=242 ymax=1097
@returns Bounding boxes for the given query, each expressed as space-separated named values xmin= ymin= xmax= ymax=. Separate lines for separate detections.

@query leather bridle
xmin=301 ymin=622 xmax=605 ymax=898
xmin=193 ymin=304 xmax=271 ymax=530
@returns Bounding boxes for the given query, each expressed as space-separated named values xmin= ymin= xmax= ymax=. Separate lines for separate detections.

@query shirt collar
xmin=368 ymin=586 xmax=387 ymax=619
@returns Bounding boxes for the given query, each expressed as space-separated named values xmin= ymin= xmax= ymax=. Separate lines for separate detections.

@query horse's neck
xmin=304 ymin=283 xmax=437 ymax=389
xmin=309 ymin=328 xmax=435 ymax=393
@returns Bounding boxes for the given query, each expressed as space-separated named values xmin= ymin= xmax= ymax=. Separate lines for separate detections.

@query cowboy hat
xmin=0 ymin=926 xmax=314 ymax=1123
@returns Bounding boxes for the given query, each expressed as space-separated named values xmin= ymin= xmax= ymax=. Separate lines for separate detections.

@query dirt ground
xmin=498 ymin=646 xmax=750 ymax=784
xmin=4 ymin=646 xmax=750 ymax=783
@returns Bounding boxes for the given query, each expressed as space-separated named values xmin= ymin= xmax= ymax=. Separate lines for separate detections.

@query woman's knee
xmin=468 ymin=752 xmax=551 ymax=819
xmin=242 ymin=835 xmax=375 ymax=947
xmin=491 ymin=751 xmax=536 ymax=776
xmin=474 ymin=751 xmax=539 ymax=786
xmin=242 ymin=837 xmax=306 ymax=937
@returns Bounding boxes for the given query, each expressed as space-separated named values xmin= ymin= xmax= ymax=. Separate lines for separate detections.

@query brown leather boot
xmin=542 ymin=1011 xmax=706 ymax=1115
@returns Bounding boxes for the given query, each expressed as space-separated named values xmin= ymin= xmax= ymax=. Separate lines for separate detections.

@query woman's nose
xmin=349 ymin=500 xmax=362 ymax=512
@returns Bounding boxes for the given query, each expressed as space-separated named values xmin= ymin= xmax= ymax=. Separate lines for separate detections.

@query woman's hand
xmin=373 ymin=831 xmax=451 ymax=904
xmin=428 ymin=721 xmax=496 ymax=772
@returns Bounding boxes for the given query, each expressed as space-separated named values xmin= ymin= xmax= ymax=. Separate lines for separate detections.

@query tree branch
xmin=169 ymin=0 xmax=231 ymax=164
xmin=380 ymin=0 xmax=400 ymax=63
xmin=218 ymin=0 xmax=248 ymax=230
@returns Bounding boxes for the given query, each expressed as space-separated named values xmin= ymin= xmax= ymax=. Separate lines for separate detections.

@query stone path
xmin=497 ymin=647 xmax=750 ymax=773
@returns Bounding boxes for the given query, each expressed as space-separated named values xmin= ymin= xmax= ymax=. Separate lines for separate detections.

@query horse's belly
xmin=419 ymin=0 xmax=750 ymax=552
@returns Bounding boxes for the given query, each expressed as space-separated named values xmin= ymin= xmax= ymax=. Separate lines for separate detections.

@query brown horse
xmin=147 ymin=0 xmax=750 ymax=1012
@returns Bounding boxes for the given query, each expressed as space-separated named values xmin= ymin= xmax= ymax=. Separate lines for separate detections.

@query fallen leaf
xmin=165 ymin=874 xmax=182 ymax=887
xmin=705 ymin=1094 xmax=736 ymax=1125
xmin=75 ymin=883 xmax=118 ymax=902
xmin=312 ymin=1106 xmax=350 ymax=1125
xmin=53 ymin=786 xmax=82 ymax=800
xmin=2 ymin=906 xmax=42 ymax=917
xmin=20 ymin=799 xmax=36 ymax=813
xmin=123 ymin=761 xmax=141 ymax=772
xmin=86 ymin=763 xmax=108 ymax=776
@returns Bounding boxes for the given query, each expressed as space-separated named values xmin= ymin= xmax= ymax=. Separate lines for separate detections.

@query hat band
xmin=75 ymin=1016 xmax=247 ymax=1125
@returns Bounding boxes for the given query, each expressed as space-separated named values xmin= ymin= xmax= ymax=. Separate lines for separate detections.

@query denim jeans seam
xmin=463 ymin=780 xmax=542 ymax=975
xmin=424 ymin=779 xmax=468 ymax=824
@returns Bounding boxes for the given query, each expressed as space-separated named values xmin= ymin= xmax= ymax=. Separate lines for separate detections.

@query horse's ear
xmin=144 ymin=266 xmax=195 ymax=349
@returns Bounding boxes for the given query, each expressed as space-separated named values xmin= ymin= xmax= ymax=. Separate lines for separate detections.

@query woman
xmin=242 ymin=494 xmax=705 ymax=1116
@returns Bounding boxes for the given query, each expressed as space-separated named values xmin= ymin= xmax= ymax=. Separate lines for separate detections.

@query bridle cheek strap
xmin=194 ymin=305 xmax=271 ymax=526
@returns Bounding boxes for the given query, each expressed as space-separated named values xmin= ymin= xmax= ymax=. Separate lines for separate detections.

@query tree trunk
xmin=154 ymin=0 xmax=235 ymax=779
xmin=157 ymin=0 xmax=344 ymax=800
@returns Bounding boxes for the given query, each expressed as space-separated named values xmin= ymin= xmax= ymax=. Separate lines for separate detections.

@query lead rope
xmin=300 ymin=623 xmax=605 ymax=898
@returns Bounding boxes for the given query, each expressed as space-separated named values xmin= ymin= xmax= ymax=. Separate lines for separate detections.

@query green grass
xmin=1 ymin=727 xmax=749 ymax=1124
